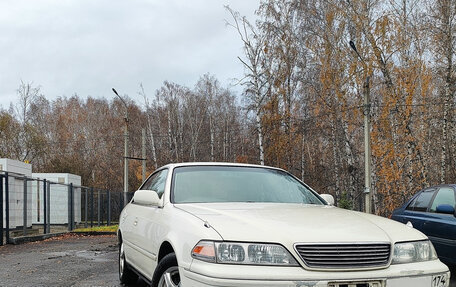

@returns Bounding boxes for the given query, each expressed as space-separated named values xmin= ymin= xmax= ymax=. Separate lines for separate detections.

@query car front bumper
xmin=181 ymin=260 xmax=450 ymax=287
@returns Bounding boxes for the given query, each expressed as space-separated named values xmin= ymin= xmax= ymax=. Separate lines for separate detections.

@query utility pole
xmin=142 ymin=128 xmax=146 ymax=182
xmin=112 ymin=88 xmax=129 ymax=208
xmin=363 ymin=76 xmax=372 ymax=214
xmin=349 ymin=40 xmax=372 ymax=214
xmin=123 ymin=117 xmax=129 ymax=206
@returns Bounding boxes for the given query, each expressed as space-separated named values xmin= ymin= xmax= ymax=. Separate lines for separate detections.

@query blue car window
xmin=430 ymin=187 xmax=456 ymax=212
xmin=406 ymin=196 xmax=418 ymax=211
xmin=407 ymin=189 xmax=436 ymax=212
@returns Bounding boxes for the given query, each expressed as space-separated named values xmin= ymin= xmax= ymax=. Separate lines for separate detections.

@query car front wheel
xmin=153 ymin=253 xmax=180 ymax=287
xmin=119 ymin=242 xmax=138 ymax=284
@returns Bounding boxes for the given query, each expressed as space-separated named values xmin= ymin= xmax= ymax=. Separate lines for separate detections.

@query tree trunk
xmin=256 ymin=111 xmax=265 ymax=165
xmin=342 ymin=120 xmax=358 ymax=210
xmin=441 ymin=10 xmax=454 ymax=183
xmin=441 ymin=98 xmax=449 ymax=183
xmin=210 ymin=116 xmax=214 ymax=161
xmin=223 ymin=120 xmax=228 ymax=161
xmin=174 ymin=114 xmax=180 ymax=162
xmin=146 ymin=115 xmax=158 ymax=169
xmin=330 ymin=116 xmax=341 ymax=200
xmin=167 ymin=109 xmax=173 ymax=159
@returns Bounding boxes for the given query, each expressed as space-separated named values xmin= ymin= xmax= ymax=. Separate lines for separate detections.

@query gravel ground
xmin=0 ymin=234 xmax=454 ymax=286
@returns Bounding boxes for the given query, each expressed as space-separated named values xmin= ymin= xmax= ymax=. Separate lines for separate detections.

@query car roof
xmin=419 ymin=184 xmax=456 ymax=190
xmin=160 ymin=162 xmax=285 ymax=172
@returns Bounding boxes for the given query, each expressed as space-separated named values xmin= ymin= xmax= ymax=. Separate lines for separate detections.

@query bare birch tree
xmin=226 ymin=6 xmax=269 ymax=165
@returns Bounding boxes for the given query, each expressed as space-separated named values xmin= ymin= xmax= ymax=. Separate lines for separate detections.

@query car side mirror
xmin=320 ymin=194 xmax=335 ymax=206
xmin=133 ymin=190 xmax=160 ymax=206
xmin=435 ymin=204 xmax=455 ymax=215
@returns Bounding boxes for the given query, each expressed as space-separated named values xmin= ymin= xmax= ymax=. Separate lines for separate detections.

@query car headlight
xmin=191 ymin=241 xmax=299 ymax=266
xmin=392 ymin=240 xmax=438 ymax=264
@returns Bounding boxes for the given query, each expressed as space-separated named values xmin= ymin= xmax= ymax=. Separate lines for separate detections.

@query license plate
xmin=432 ymin=274 xmax=448 ymax=287
xmin=328 ymin=281 xmax=383 ymax=287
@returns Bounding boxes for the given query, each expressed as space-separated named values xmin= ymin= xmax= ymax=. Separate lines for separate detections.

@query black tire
xmin=119 ymin=242 xmax=139 ymax=285
xmin=151 ymin=252 xmax=180 ymax=287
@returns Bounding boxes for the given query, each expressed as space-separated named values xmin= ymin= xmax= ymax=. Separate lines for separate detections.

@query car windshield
xmin=172 ymin=166 xmax=324 ymax=205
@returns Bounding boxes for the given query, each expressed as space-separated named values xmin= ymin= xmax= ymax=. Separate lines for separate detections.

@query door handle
xmin=133 ymin=219 xmax=138 ymax=226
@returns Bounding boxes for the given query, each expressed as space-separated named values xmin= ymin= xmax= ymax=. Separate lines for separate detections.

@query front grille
xmin=295 ymin=243 xmax=391 ymax=269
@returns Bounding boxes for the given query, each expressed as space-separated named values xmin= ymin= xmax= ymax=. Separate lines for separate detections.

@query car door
xmin=421 ymin=186 xmax=456 ymax=263
xmin=394 ymin=188 xmax=437 ymax=230
xmin=121 ymin=171 xmax=162 ymax=274
xmin=119 ymin=201 xmax=138 ymax=267
xmin=132 ymin=168 xmax=169 ymax=280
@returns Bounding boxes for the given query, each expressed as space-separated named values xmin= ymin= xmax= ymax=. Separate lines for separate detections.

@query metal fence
xmin=0 ymin=171 xmax=126 ymax=246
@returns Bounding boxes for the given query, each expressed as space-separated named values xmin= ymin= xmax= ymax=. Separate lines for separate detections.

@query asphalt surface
xmin=0 ymin=234 xmax=146 ymax=287
xmin=0 ymin=234 xmax=454 ymax=286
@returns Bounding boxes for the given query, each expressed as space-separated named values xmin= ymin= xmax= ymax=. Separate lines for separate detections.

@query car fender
xmin=157 ymin=203 xmax=222 ymax=270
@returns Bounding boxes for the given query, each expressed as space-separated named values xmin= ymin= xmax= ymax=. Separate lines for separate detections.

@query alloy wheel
xmin=157 ymin=266 xmax=180 ymax=287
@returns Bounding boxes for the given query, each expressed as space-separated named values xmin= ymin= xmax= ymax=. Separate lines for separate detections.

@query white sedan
xmin=117 ymin=162 xmax=450 ymax=287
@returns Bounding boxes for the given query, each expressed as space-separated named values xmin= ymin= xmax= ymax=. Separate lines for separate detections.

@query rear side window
xmin=406 ymin=189 xmax=436 ymax=212
xmin=430 ymin=187 xmax=456 ymax=212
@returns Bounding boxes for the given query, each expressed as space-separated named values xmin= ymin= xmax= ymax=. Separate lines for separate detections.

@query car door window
xmin=141 ymin=169 xmax=169 ymax=199
xmin=406 ymin=189 xmax=436 ymax=212
xmin=430 ymin=187 xmax=456 ymax=212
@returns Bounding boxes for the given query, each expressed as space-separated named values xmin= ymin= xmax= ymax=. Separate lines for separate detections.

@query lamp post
xmin=112 ymin=88 xmax=129 ymax=208
xmin=349 ymin=40 xmax=372 ymax=214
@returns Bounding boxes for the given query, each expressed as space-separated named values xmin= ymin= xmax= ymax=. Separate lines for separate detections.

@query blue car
xmin=391 ymin=184 xmax=456 ymax=265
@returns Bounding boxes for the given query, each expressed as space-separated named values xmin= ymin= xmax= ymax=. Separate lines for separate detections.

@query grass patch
xmin=73 ymin=225 xmax=118 ymax=233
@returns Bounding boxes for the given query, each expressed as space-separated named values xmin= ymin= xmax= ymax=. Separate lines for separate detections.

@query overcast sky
xmin=0 ymin=0 xmax=259 ymax=109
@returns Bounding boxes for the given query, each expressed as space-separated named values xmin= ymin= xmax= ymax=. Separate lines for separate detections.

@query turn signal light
xmin=191 ymin=241 xmax=216 ymax=262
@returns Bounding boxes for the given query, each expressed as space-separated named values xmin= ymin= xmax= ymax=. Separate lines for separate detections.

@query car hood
xmin=175 ymin=203 xmax=427 ymax=244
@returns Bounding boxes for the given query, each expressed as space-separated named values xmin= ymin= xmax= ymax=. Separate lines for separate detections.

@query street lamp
xmin=112 ymin=88 xmax=129 ymax=208
xmin=349 ymin=40 xmax=372 ymax=214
